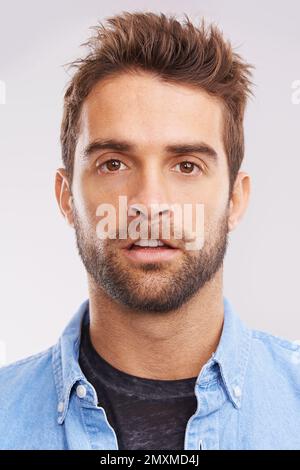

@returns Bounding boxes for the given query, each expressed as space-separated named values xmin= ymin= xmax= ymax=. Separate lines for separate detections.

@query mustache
xmin=100 ymin=213 xmax=204 ymax=251
xmin=93 ymin=199 xmax=206 ymax=250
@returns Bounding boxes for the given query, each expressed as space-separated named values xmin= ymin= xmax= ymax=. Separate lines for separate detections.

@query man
xmin=1 ymin=11 xmax=300 ymax=451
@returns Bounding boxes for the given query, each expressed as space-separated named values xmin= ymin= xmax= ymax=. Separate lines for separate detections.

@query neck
xmin=87 ymin=268 xmax=224 ymax=380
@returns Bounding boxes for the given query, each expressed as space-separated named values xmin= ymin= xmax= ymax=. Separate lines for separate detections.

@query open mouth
xmin=129 ymin=243 xmax=173 ymax=250
xmin=123 ymin=239 xmax=180 ymax=262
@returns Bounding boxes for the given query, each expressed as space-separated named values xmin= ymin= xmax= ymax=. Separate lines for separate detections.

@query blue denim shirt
xmin=1 ymin=296 xmax=300 ymax=450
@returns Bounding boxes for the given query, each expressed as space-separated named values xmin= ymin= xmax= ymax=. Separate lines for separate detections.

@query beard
xmin=73 ymin=205 xmax=229 ymax=314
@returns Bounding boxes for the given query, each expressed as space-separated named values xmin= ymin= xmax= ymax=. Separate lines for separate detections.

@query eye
xmin=96 ymin=159 xmax=128 ymax=174
xmin=172 ymin=161 xmax=203 ymax=175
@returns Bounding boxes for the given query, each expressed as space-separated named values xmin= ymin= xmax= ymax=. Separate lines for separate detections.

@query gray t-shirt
xmin=79 ymin=322 xmax=198 ymax=450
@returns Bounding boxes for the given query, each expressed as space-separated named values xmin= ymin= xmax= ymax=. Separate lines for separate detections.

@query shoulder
xmin=0 ymin=346 xmax=54 ymax=383
xmin=0 ymin=346 xmax=57 ymax=418
xmin=0 ymin=347 xmax=65 ymax=449
xmin=248 ymin=327 xmax=300 ymax=389
xmin=0 ymin=347 xmax=54 ymax=404
xmin=252 ymin=327 xmax=300 ymax=360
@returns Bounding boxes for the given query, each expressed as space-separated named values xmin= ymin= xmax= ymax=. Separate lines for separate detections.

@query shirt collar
xmin=211 ymin=297 xmax=252 ymax=409
xmin=52 ymin=296 xmax=252 ymax=423
xmin=52 ymin=299 xmax=91 ymax=424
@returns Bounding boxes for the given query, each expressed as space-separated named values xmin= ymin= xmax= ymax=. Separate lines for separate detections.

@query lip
xmin=122 ymin=245 xmax=181 ymax=263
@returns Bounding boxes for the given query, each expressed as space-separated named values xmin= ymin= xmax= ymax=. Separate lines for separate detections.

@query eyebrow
xmin=82 ymin=138 xmax=218 ymax=162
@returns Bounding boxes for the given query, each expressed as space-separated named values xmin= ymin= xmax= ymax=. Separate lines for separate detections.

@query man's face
xmin=70 ymin=72 xmax=231 ymax=313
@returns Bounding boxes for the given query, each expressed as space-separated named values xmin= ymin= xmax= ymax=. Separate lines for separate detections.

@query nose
xmin=129 ymin=204 xmax=169 ymax=219
xmin=127 ymin=166 xmax=173 ymax=220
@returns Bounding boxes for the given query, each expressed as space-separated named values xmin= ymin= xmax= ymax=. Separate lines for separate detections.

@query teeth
xmin=133 ymin=239 xmax=165 ymax=247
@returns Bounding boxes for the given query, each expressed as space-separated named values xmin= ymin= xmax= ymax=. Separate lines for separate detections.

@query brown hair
xmin=60 ymin=11 xmax=254 ymax=192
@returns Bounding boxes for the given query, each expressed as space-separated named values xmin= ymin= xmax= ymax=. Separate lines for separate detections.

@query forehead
xmin=78 ymin=72 xmax=225 ymax=157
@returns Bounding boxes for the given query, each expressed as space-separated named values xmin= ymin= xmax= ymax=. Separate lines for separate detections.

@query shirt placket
xmin=63 ymin=381 xmax=119 ymax=450
xmin=184 ymin=362 xmax=225 ymax=450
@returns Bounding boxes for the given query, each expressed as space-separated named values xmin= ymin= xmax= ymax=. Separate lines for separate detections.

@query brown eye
xmin=97 ymin=159 xmax=127 ymax=173
xmin=106 ymin=160 xmax=121 ymax=171
xmin=173 ymin=161 xmax=202 ymax=175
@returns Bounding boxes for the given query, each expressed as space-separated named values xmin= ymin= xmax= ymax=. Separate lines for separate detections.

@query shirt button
xmin=233 ymin=385 xmax=242 ymax=398
xmin=76 ymin=384 xmax=87 ymax=398
xmin=57 ymin=401 xmax=64 ymax=413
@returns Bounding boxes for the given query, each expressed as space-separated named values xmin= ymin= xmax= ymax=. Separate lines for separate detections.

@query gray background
xmin=0 ymin=0 xmax=299 ymax=364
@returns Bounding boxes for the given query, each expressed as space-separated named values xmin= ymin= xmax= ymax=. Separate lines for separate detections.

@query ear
xmin=55 ymin=168 xmax=74 ymax=227
xmin=228 ymin=171 xmax=251 ymax=232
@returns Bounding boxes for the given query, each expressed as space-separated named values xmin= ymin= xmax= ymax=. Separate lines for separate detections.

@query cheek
xmin=201 ymin=193 xmax=229 ymax=240
xmin=73 ymin=171 xmax=107 ymax=222
xmin=202 ymin=174 xmax=230 ymax=219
